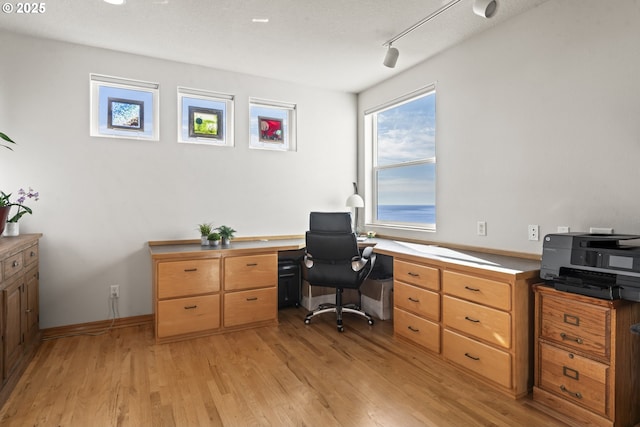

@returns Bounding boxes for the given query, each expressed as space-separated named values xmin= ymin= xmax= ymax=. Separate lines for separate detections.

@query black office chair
xmin=303 ymin=212 xmax=376 ymax=332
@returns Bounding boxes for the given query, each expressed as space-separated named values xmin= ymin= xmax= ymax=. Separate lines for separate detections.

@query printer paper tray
xmin=553 ymin=281 xmax=620 ymax=300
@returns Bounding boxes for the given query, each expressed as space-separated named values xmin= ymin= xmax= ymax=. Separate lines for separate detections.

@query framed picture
xmin=249 ymin=98 xmax=297 ymax=151
xmin=90 ymin=74 xmax=159 ymax=141
xmin=108 ymin=98 xmax=144 ymax=131
xmin=178 ymin=87 xmax=234 ymax=146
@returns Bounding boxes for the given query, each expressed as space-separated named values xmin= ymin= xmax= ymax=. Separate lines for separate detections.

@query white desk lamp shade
xmin=346 ymin=193 xmax=364 ymax=208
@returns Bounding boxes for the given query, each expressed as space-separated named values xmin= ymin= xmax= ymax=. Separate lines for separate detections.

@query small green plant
xmin=207 ymin=232 xmax=221 ymax=241
xmin=217 ymin=225 xmax=236 ymax=240
xmin=197 ymin=222 xmax=214 ymax=236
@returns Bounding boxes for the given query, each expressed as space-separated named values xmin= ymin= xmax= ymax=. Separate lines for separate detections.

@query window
xmin=366 ymin=86 xmax=436 ymax=230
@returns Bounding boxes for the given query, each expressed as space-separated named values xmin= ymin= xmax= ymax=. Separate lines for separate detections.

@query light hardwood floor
xmin=0 ymin=307 xmax=567 ymax=427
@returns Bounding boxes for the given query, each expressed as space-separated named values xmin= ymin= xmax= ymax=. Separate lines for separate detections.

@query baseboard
xmin=42 ymin=314 xmax=153 ymax=339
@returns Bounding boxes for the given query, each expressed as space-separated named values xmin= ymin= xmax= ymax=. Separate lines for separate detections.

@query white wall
xmin=0 ymin=32 xmax=357 ymax=328
xmin=358 ymin=0 xmax=640 ymax=253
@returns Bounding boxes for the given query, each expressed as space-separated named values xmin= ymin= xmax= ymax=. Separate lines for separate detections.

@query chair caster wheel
xmin=337 ymin=326 xmax=344 ymax=332
xmin=368 ymin=319 xmax=374 ymax=326
xmin=304 ymin=319 xmax=311 ymax=325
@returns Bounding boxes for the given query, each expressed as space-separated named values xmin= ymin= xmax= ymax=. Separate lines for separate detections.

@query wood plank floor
xmin=0 ymin=307 xmax=567 ymax=427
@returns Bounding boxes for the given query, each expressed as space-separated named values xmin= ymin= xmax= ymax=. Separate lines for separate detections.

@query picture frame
xmin=90 ymin=74 xmax=159 ymax=141
xmin=249 ymin=98 xmax=297 ymax=151
xmin=178 ymin=87 xmax=234 ymax=146
xmin=189 ymin=106 xmax=223 ymax=139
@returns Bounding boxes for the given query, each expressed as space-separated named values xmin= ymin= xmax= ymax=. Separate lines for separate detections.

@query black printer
xmin=540 ymin=233 xmax=640 ymax=302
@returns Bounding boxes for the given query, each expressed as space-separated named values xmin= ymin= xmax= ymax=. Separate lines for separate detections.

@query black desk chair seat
xmin=303 ymin=212 xmax=376 ymax=332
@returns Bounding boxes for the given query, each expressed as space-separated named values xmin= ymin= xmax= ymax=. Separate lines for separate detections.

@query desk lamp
xmin=345 ymin=182 xmax=364 ymax=235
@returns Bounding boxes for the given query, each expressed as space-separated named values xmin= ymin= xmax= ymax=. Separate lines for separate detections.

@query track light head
xmin=473 ymin=0 xmax=497 ymax=18
xmin=383 ymin=45 xmax=399 ymax=68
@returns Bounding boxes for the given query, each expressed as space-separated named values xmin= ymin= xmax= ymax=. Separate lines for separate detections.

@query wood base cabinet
xmin=0 ymin=234 xmax=41 ymax=408
xmin=152 ymin=245 xmax=278 ymax=344
xmin=533 ymin=285 xmax=640 ymax=427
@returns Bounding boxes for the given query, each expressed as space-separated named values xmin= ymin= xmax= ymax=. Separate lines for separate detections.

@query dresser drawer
xmin=394 ymin=281 xmax=440 ymax=321
xmin=443 ymin=329 xmax=511 ymax=389
xmin=538 ymin=342 xmax=609 ymax=416
xmin=23 ymin=244 xmax=39 ymax=267
xmin=157 ymin=294 xmax=220 ymax=338
xmin=3 ymin=252 xmax=23 ymax=280
xmin=443 ymin=295 xmax=511 ymax=349
xmin=224 ymin=287 xmax=277 ymax=327
xmin=394 ymin=259 xmax=439 ymax=291
xmin=224 ymin=253 xmax=277 ymax=291
xmin=157 ymin=259 xmax=220 ymax=299
xmin=394 ymin=308 xmax=441 ymax=353
xmin=539 ymin=293 xmax=609 ymax=359
xmin=443 ymin=270 xmax=510 ymax=311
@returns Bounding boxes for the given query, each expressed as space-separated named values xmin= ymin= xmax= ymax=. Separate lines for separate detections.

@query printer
xmin=540 ymin=233 xmax=640 ymax=302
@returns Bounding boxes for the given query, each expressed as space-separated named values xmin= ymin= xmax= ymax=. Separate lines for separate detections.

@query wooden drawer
xmin=394 ymin=281 xmax=440 ymax=321
xmin=224 ymin=287 xmax=277 ymax=327
xmin=157 ymin=294 xmax=220 ymax=338
xmin=394 ymin=259 xmax=439 ymax=291
xmin=3 ymin=252 xmax=23 ymax=280
xmin=394 ymin=308 xmax=440 ymax=354
xmin=443 ymin=295 xmax=511 ymax=349
xmin=157 ymin=259 xmax=220 ymax=299
xmin=443 ymin=329 xmax=512 ymax=389
xmin=538 ymin=342 xmax=609 ymax=416
xmin=23 ymin=244 xmax=39 ymax=267
xmin=224 ymin=253 xmax=277 ymax=291
xmin=443 ymin=270 xmax=510 ymax=311
xmin=539 ymin=293 xmax=609 ymax=359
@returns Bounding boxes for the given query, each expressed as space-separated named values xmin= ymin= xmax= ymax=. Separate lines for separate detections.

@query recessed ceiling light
xmin=252 ymin=18 xmax=269 ymax=23
xmin=104 ymin=0 xmax=125 ymax=5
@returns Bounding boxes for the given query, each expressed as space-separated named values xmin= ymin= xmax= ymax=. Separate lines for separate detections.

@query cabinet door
xmin=25 ymin=266 xmax=39 ymax=339
xmin=3 ymin=277 xmax=26 ymax=379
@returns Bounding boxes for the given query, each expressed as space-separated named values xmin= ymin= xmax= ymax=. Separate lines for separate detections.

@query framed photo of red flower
xmin=249 ymin=98 xmax=297 ymax=151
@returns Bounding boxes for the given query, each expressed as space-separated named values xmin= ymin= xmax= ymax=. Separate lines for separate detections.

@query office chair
xmin=303 ymin=212 xmax=376 ymax=332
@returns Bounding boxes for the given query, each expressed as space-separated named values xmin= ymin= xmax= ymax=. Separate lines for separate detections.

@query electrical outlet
xmin=557 ymin=226 xmax=570 ymax=233
xmin=528 ymin=225 xmax=539 ymax=241
xmin=110 ymin=285 xmax=120 ymax=299
xmin=477 ymin=221 xmax=487 ymax=236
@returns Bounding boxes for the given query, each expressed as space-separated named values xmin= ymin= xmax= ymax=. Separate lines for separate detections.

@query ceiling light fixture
xmin=104 ymin=0 xmax=125 ymax=4
xmin=252 ymin=18 xmax=269 ymax=23
xmin=382 ymin=0 xmax=497 ymax=68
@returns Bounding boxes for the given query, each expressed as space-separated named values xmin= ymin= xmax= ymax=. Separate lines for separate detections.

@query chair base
xmin=304 ymin=302 xmax=374 ymax=332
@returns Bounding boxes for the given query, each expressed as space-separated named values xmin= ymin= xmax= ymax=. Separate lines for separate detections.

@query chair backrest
xmin=305 ymin=212 xmax=361 ymax=287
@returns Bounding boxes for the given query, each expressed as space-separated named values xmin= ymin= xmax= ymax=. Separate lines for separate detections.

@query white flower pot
xmin=4 ymin=222 xmax=19 ymax=237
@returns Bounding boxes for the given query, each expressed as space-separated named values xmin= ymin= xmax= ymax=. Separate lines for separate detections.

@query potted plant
xmin=197 ymin=222 xmax=214 ymax=245
xmin=1 ymin=187 xmax=39 ymax=236
xmin=217 ymin=225 xmax=236 ymax=246
xmin=207 ymin=232 xmax=221 ymax=247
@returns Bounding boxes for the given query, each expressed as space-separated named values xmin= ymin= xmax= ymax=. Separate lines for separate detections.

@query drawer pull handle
xmin=464 ymin=316 xmax=480 ymax=323
xmin=563 ymin=313 xmax=580 ymax=326
xmin=408 ymin=272 xmax=420 ymax=277
xmin=184 ymin=305 xmax=198 ymax=310
xmin=464 ymin=352 xmax=480 ymax=361
xmin=464 ymin=286 xmax=480 ymax=292
xmin=246 ymin=297 xmax=258 ymax=301
xmin=407 ymin=326 xmax=420 ymax=332
xmin=30 ymin=251 xmax=36 ymax=257
xmin=184 ymin=268 xmax=198 ymax=272
xmin=25 ymin=309 xmax=33 ymax=313
xmin=560 ymin=385 xmax=582 ymax=399
xmin=560 ymin=332 xmax=583 ymax=344
xmin=12 ymin=260 xmax=20 ymax=267
xmin=246 ymin=263 xmax=258 ymax=267
xmin=408 ymin=297 xmax=420 ymax=303
xmin=563 ymin=366 xmax=580 ymax=380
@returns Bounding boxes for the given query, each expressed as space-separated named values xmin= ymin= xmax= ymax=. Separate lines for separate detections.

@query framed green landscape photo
xmin=189 ymin=106 xmax=222 ymax=139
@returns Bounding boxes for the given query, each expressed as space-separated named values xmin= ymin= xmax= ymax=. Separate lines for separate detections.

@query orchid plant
xmin=0 ymin=187 xmax=40 ymax=223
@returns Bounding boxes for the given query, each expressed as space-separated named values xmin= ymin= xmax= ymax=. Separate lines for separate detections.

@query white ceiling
xmin=0 ymin=0 xmax=551 ymax=93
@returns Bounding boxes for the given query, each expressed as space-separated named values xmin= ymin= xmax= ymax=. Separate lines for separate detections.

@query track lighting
xmin=383 ymin=45 xmax=399 ymax=68
xmin=473 ymin=0 xmax=498 ymax=18
xmin=382 ymin=0 xmax=497 ymax=67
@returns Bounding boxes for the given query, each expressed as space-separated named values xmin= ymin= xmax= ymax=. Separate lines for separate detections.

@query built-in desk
xmin=149 ymin=237 xmax=541 ymax=398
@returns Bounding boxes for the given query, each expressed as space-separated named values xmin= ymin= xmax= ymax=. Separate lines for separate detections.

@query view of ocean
xmin=377 ymin=205 xmax=435 ymax=224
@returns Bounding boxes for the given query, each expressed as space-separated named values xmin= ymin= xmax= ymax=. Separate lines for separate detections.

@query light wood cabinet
xmin=0 ymin=234 xmax=41 ymax=408
xmin=533 ymin=285 xmax=640 ymax=427
xmin=392 ymin=253 xmax=539 ymax=399
xmin=151 ymin=243 xmax=281 ymax=344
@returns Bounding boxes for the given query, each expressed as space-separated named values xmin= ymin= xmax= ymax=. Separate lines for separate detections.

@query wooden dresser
xmin=533 ymin=285 xmax=640 ymax=427
xmin=375 ymin=240 xmax=541 ymax=399
xmin=149 ymin=238 xmax=303 ymax=344
xmin=0 ymin=234 xmax=41 ymax=407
